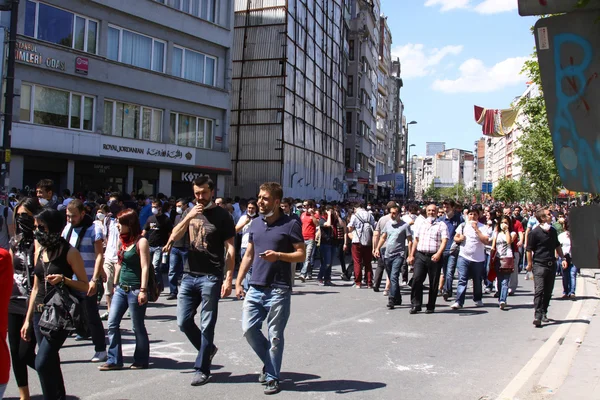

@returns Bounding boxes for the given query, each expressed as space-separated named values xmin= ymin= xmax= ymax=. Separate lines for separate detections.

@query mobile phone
xmin=259 ymin=252 xmax=267 ymax=257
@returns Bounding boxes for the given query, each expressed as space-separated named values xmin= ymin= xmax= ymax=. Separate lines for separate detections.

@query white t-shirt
xmin=558 ymin=231 xmax=571 ymax=255
xmin=456 ymin=221 xmax=487 ymax=262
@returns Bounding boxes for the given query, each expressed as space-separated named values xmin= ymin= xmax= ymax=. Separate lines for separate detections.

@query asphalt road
xmin=4 ymin=266 xmax=577 ymax=400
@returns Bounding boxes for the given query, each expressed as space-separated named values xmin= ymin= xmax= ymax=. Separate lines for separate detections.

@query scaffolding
xmin=229 ymin=0 xmax=346 ymax=200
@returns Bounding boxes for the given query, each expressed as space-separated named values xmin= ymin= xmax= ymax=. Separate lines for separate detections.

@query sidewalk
xmin=553 ymin=269 xmax=600 ymax=400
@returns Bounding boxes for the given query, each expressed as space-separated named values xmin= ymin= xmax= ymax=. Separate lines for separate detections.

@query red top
xmin=0 ymin=248 xmax=13 ymax=384
xmin=300 ymin=212 xmax=320 ymax=240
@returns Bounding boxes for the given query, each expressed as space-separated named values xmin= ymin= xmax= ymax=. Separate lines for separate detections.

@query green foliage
xmin=423 ymin=182 xmax=441 ymax=202
xmin=515 ymin=52 xmax=562 ymax=203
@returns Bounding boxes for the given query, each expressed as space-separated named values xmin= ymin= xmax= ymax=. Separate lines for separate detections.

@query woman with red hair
xmin=99 ymin=209 xmax=151 ymax=371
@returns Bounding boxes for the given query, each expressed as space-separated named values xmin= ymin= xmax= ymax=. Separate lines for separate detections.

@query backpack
xmin=134 ymin=240 xmax=159 ymax=303
xmin=355 ymin=212 xmax=373 ymax=246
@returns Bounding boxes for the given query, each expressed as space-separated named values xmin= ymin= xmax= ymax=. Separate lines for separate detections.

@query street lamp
xmin=407 ymin=144 xmax=415 ymax=200
xmin=405 ymin=121 xmax=417 ymax=200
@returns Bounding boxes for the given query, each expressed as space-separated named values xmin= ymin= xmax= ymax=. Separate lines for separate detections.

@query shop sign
xmin=15 ymin=41 xmax=65 ymax=71
xmin=100 ymin=137 xmax=196 ymax=166
xmin=357 ymin=178 xmax=369 ymax=184
xmin=75 ymin=57 xmax=89 ymax=75
xmin=93 ymin=164 xmax=111 ymax=174
xmin=181 ymin=172 xmax=209 ymax=182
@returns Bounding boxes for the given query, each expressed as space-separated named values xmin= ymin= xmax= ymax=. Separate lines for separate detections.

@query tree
xmin=423 ymin=182 xmax=441 ymax=202
xmin=514 ymin=50 xmax=562 ymax=203
xmin=493 ymin=178 xmax=521 ymax=203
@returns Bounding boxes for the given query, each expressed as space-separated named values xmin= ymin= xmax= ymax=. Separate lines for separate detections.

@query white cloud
xmin=391 ymin=43 xmax=463 ymax=79
xmin=473 ymin=0 xmax=518 ymax=14
xmin=431 ymin=56 xmax=529 ymax=93
xmin=425 ymin=0 xmax=517 ymax=14
xmin=424 ymin=0 xmax=470 ymax=11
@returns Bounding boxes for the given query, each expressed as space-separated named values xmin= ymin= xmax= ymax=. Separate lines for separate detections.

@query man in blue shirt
xmin=439 ymin=199 xmax=463 ymax=301
xmin=62 ymin=199 xmax=107 ymax=362
xmin=236 ymin=182 xmax=305 ymax=396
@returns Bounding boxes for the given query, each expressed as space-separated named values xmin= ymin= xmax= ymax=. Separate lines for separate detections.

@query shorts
xmin=103 ymin=259 xmax=117 ymax=296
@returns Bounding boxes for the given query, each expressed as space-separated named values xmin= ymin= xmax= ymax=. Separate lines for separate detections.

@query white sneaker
xmin=499 ymin=302 xmax=506 ymax=310
xmin=401 ymin=281 xmax=408 ymax=286
xmin=484 ymin=288 xmax=491 ymax=294
xmin=450 ymin=302 xmax=462 ymax=310
xmin=91 ymin=351 xmax=108 ymax=363
xmin=475 ymin=300 xmax=484 ymax=307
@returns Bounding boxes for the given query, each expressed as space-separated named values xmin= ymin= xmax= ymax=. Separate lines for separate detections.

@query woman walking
xmin=21 ymin=209 xmax=89 ymax=400
xmin=558 ymin=221 xmax=576 ymax=299
xmin=492 ymin=215 xmax=517 ymax=309
xmin=100 ymin=209 xmax=150 ymax=371
xmin=8 ymin=198 xmax=42 ymax=400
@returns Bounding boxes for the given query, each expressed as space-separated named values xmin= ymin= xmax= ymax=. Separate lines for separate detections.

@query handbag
xmin=499 ymin=257 xmax=515 ymax=274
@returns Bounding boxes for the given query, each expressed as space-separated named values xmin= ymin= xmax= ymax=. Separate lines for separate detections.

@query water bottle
xmin=162 ymin=252 xmax=168 ymax=265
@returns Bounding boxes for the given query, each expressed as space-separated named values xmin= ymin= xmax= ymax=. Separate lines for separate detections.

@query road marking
xmin=496 ymin=276 xmax=588 ymax=400
xmin=309 ymin=308 xmax=379 ymax=333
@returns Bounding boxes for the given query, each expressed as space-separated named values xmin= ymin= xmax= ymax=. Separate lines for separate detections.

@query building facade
xmin=344 ymin=0 xmax=379 ymax=200
xmin=473 ymin=138 xmax=486 ymax=192
xmin=229 ymin=0 xmax=347 ymax=201
xmin=425 ymin=141 xmax=445 ymax=157
xmin=4 ymin=0 xmax=233 ymax=197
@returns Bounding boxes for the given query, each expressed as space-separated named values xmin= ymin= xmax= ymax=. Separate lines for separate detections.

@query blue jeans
xmin=81 ymin=294 xmax=107 ymax=352
xmin=107 ymin=286 xmax=149 ymax=367
xmin=301 ymin=239 xmax=316 ymax=277
xmin=33 ymin=312 xmax=68 ymax=400
xmin=497 ymin=272 xmax=511 ymax=303
xmin=177 ymin=273 xmax=221 ymax=375
xmin=0 ymin=384 xmax=5 ymax=399
xmin=150 ymin=246 xmax=164 ymax=290
xmin=443 ymin=252 xmax=458 ymax=296
xmin=242 ymin=286 xmax=291 ymax=382
xmin=455 ymin=256 xmax=484 ymax=306
xmin=241 ymin=247 xmax=253 ymax=291
xmin=318 ymin=244 xmax=335 ymax=281
xmin=385 ymin=255 xmax=404 ymax=304
xmin=483 ymin=252 xmax=494 ymax=290
xmin=168 ymin=247 xmax=188 ymax=295
xmin=561 ymin=258 xmax=577 ymax=295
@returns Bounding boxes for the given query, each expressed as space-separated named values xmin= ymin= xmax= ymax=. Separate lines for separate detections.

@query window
xmin=156 ymin=0 xmax=216 ymax=23
xmin=347 ymin=75 xmax=353 ymax=97
xmin=19 ymin=83 xmax=94 ymax=131
xmin=24 ymin=1 xmax=98 ymax=54
xmin=107 ymin=25 xmax=165 ymax=73
xmin=103 ymin=100 xmax=163 ymax=142
xmin=345 ymin=148 xmax=351 ymax=169
xmin=349 ymin=40 xmax=355 ymax=61
xmin=345 ymin=111 xmax=352 ymax=134
xmin=172 ymin=45 xmax=217 ymax=86
xmin=169 ymin=112 xmax=214 ymax=149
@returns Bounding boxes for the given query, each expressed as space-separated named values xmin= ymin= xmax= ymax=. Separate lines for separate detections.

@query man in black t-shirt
xmin=164 ymin=177 xmax=235 ymax=387
xmin=526 ymin=208 xmax=567 ymax=327
xmin=142 ymin=200 xmax=173 ymax=293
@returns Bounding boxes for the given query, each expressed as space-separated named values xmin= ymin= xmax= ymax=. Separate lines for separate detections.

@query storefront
xmin=23 ymin=156 xmax=68 ymax=194
xmin=171 ymin=170 xmax=219 ymax=199
xmin=74 ymin=161 xmax=129 ymax=195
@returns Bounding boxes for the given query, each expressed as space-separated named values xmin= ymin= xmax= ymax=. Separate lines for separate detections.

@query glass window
xmin=122 ymin=30 xmax=152 ymax=70
xmin=205 ymin=119 xmax=213 ymax=149
xmin=172 ymin=47 xmax=183 ymax=77
xmin=26 ymin=1 xmax=98 ymax=54
xmin=74 ymin=16 xmax=85 ymax=50
xmin=107 ymin=27 xmax=120 ymax=61
xmin=178 ymin=114 xmax=195 ymax=147
xmin=70 ymin=94 xmax=81 ymax=129
xmin=20 ymin=84 xmax=32 ymax=122
xmin=83 ymin=97 xmax=93 ymax=131
xmin=33 ymin=86 xmax=69 ymax=128
xmin=152 ymin=110 xmax=162 ymax=142
xmin=142 ymin=108 xmax=152 ymax=141
xmin=103 ymin=101 xmax=113 ymax=135
xmin=197 ymin=118 xmax=204 ymax=148
xmin=153 ymin=41 xmax=165 ymax=73
xmin=205 ymin=57 xmax=215 ymax=86
xmin=185 ymin=50 xmax=204 ymax=83
xmin=117 ymin=103 xmax=140 ymax=139
xmin=169 ymin=113 xmax=177 ymax=144
xmin=87 ymin=20 xmax=98 ymax=54
xmin=24 ymin=1 xmax=36 ymax=37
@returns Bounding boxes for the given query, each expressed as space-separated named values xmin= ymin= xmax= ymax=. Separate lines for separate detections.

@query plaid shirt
xmin=415 ymin=219 xmax=449 ymax=254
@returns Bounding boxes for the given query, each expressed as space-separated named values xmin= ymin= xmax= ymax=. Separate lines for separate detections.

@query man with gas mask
xmin=142 ymin=200 xmax=173 ymax=295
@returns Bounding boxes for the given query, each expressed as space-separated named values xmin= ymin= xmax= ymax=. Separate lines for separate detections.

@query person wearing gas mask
xmin=142 ymin=200 xmax=173 ymax=296
xmin=164 ymin=199 xmax=190 ymax=300
xmin=526 ymin=208 xmax=568 ymax=327
xmin=7 ymin=197 xmax=42 ymax=400
xmin=35 ymin=179 xmax=59 ymax=210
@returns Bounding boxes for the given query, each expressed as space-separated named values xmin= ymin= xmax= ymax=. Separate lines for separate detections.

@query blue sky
xmin=380 ymin=0 xmax=538 ymax=156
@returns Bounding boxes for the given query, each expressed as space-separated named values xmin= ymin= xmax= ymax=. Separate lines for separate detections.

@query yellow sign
xmin=4 ymin=150 xmax=10 ymax=163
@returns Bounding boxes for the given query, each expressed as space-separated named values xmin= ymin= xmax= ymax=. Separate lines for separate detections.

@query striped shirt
xmin=415 ymin=219 xmax=449 ymax=254
xmin=62 ymin=222 xmax=104 ymax=279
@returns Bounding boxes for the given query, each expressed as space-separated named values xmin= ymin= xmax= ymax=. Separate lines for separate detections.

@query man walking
xmin=62 ymin=199 xmax=107 ymax=362
xmin=143 ymin=200 xmax=173 ymax=294
xmin=407 ymin=204 xmax=448 ymax=314
xmin=165 ymin=199 xmax=189 ymax=300
xmin=526 ymin=208 xmax=567 ymax=327
xmin=236 ymin=182 xmax=305 ymax=395
xmin=347 ymin=203 xmax=375 ymax=288
xmin=164 ymin=177 xmax=236 ymax=386
xmin=374 ymin=205 xmax=412 ymax=309
xmin=372 ymin=202 xmax=397 ymax=292
xmin=439 ymin=199 xmax=462 ymax=300
xmin=299 ymin=200 xmax=319 ymax=282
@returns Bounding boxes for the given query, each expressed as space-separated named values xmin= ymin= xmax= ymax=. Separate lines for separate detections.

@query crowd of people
xmin=0 ymin=177 xmax=579 ymax=398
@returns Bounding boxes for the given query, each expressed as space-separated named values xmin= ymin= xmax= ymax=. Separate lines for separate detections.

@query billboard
xmin=394 ymin=173 xmax=405 ymax=195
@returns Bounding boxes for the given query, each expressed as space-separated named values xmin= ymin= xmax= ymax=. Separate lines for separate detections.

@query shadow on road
xmin=292 ymin=291 xmax=340 ymax=296
xmin=434 ymin=309 xmax=488 ymax=316
xmin=541 ymin=318 xmax=591 ymax=327
xmin=150 ymin=357 xmax=224 ymax=372
xmin=4 ymin=397 xmax=81 ymax=400
xmin=145 ymin=314 xmax=177 ymax=321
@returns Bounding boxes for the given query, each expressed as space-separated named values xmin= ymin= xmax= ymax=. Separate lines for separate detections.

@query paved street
xmin=4 ymin=266 xmax=591 ymax=400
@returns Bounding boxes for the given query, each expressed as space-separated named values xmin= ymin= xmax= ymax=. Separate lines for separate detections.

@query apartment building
xmin=4 ymin=0 xmax=233 ymax=197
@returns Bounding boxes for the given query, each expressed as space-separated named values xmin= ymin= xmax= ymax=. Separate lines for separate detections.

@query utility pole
xmin=1 ymin=0 xmax=19 ymax=192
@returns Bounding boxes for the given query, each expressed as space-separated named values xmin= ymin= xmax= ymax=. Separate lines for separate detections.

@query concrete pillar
xmin=67 ymin=160 xmax=75 ymax=192
xmin=217 ymin=174 xmax=225 ymax=198
xmin=158 ymin=168 xmax=172 ymax=196
xmin=9 ymin=154 xmax=24 ymax=189
xmin=127 ymin=166 xmax=134 ymax=194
